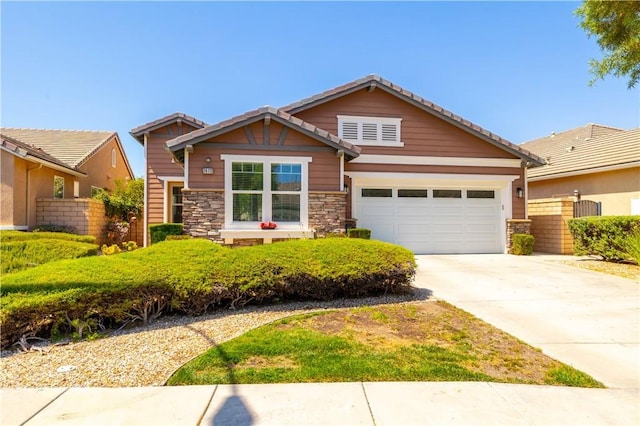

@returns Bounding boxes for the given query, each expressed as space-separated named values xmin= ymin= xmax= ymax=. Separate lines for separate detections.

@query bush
xmin=1 ymin=239 xmax=99 ymax=274
xmin=165 ymin=235 xmax=191 ymax=241
xmin=347 ymin=228 xmax=371 ymax=239
xmin=101 ymin=244 xmax=122 ymax=255
xmin=149 ymin=223 xmax=184 ymax=244
xmin=511 ymin=234 xmax=534 ymax=255
xmin=33 ymin=224 xmax=78 ymax=234
xmin=0 ymin=230 xmax=95 ymax=244
xmin=568 ymin=216 xmax=640 ymax=261
xmin=623 ymin=231 xmax=640 ymax=265
xmin=123 ymin=241 xmax=138 ymax=251
xmin=0 ymin=238 xmax=416 ymax=349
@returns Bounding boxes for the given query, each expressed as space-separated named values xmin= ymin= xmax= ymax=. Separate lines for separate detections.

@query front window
xmin=171 ymin=185 xmax=183 ymax=223
xmin=223 ymin=155 xmax=310 ymax=229
xmin=54 ymin=176 xmax=64 ymax=199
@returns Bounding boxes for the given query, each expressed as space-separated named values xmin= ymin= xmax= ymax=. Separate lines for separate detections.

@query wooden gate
xmin=573 ymin=200 xmax=601 ymax=218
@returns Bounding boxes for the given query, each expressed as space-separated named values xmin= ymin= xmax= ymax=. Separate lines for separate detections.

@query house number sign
xmin=202 ymin=167 xmax=214 ymax=174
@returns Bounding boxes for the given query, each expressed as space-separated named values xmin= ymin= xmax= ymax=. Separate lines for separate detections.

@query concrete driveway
xmin=414 ymin=254 xmax=640 ymax=389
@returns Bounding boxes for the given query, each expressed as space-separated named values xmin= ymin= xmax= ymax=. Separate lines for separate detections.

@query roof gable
xmin=130 ymin=112 xmax=208 ymax=143
xmin=522 ymin=126 xmax=640 ymax=179
xmin=282 ymin=75 xmax=545 ymax=167
xmin=1 ymin=133 xmax=86 ymax=176
xmin=165 ymin=106 xmax=361 ymax=161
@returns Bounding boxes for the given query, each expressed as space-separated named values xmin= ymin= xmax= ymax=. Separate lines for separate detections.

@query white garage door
xmin=355 ymin=187 xmax=502 ymax=254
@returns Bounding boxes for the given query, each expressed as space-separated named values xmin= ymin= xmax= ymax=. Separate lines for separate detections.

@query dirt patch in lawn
xmin=294 ymin=302 xmax=566 ymax=384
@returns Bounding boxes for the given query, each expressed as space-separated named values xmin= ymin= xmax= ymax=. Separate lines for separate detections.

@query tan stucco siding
xmin=294 ymin=88 xmax=517 ymax=159
xmin=78 ymin=136 xmax=134 ymax=195
xmin=1 ymin=150 xmax=17 ymax=227
xmin=528 ymin=167 xmax=640 ymax=215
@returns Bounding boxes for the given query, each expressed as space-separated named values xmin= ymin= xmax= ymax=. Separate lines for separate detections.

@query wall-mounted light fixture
xmin=205 ymin=157 xmax=211 ymax=163
xmin=343 ymin=183 xmax=349 ymax=194
xmin=573 ymin=189 xmax=580 ymax=201
xmin=516 ymin=187 xmax=524 ymax=198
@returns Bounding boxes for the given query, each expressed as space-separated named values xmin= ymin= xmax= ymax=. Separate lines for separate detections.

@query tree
xmin=575 ymin=0 xmax=640 ymax=88
xmin=93 ymin=178 xmax=144 ymax=221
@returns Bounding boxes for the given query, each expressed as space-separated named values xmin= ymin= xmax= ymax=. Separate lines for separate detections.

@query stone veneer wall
xmin=36 ymin=198 xmax=108 ymax=245
xmin=182 ymin=189 xmax=225 ymax=242
xmin=527 ymin=198 xmax=574 ymax=255
xmin=181 ymin=190 xmax=346 ymax=245
xmin=308 ymin=192 xmax=346 ymax=237
xmin=506 ymin=219 xmax=532 ymax=254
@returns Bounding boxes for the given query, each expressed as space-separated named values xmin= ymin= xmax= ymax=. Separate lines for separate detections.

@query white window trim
xmin=337 ymin=115 xmax=403 ymax=147
xmin=221 ymin=154 xmax=312 ymax=230
xmin=157 ymin=176 xmax=185 ymax=223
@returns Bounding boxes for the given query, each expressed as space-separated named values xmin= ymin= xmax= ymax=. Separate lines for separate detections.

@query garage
xmin=354 ymin=183 xmax=504 ymax=254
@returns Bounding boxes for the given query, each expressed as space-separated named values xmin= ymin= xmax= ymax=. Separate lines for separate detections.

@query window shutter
xmin=342 ymin=122 xmax=358 ymax=140
xmin=362 ymin=123 xmax=378 ymax=141
xmin=381 ymin=124 xmax=398 ymax=143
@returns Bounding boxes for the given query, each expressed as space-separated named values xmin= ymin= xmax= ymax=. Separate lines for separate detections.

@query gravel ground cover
xmin=555 ymin=258 xmax=640 ymax=281
xmin=0 ymin=294 xmax=424 ymax=388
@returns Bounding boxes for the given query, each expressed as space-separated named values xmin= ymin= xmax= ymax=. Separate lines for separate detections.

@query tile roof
xmin=130 ymin=112 xmax=208 ymax=143
xmin=166 ymin=106 xmax=361 ymax=159
xmin=0 ymin=133 xmax=83 ymax=175
xmin=0 ymin=128 xmax=116 ymax=169
xmin=520 ymin=124 xmax=639 ymax=179
xmin=281 ymin=74 xmax=545 ymax=167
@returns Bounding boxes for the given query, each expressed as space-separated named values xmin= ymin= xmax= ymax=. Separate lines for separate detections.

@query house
xmin=131 ymin=75 xmax=544 ymax=254
xmin=0 ymin=128 xmax=134 ymax=230
xmin=520 ymin=124 xmax=640 ymax=215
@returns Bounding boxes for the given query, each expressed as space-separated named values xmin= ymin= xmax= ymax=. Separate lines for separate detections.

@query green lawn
xmin=168 ymin=302 xmax=603 ymax=388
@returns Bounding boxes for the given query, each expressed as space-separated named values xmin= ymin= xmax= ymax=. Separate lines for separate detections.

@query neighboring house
xmin=131 ymin=75 xmax=544 ymax=254
xmin=521 ymin=124 xmax=640 ymax=215
xmin=0 ymin=128 xmax=134 ymax=230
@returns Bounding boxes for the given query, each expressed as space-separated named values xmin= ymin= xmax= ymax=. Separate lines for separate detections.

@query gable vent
xmin=337 ymin=115 xmax=403 ymax=147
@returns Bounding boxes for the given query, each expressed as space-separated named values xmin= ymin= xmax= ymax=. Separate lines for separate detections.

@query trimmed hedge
xmin=568 ymin=216 xmax=640 ymax=261
xmin=0 ymin=238 xmax=416 ymax=349
xmin=347 ymin=228 xmax=371 ymax=239
xmin=511 ymin=234 xmax=534 ymax=256
xmin=0 ymin=230 xmax=95 ymax=244
xmin=149 ymin=223 xmax=184 ymax=244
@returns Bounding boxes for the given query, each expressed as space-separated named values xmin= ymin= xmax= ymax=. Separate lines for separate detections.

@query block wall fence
xmin=527 ymin=198 xmax=574 ymax=255
xmin=36 ymin=198 xmax=144 ymax=247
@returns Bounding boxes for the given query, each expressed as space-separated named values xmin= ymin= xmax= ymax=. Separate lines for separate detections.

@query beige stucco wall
xmin=528 ymin=167 xmax=640 ymax=216
xmin=1 ymin=149 xmax=17 ymax=228
xmin=77 ymin=136 xmax=134 ymax=195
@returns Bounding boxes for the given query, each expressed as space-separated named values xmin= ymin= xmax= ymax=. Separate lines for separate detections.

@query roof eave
xmin=528 ymin=161 xmax=640 ymax=181
xmin=167 ymin=111 xmax=360 ymax=159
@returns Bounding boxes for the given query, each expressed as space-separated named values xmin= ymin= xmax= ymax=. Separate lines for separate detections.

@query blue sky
xmin=2 ymin=1 xmax=638 ymax=178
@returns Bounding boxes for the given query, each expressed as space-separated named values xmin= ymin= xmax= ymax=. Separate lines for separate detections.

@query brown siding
xmin=145 ymin=122 xmax=199 ymax=228
xmin=188 ymin=121 xmax=341 ymax=192
xmin=295 ymin=88 xmax=517 ymax=159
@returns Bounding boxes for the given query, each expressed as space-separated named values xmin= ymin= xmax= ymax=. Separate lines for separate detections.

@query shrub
xmin=511 ymin=234 xmax=534 ymax=255
xmin=101 ymin=244 xmax=122 ymax=255
xmin=165 ymin=235 xmax=191 ymax=241
xmin=568 ymin=216 xmax=640 ymax=261
xmin=0 ymin=230 xmax=95 ymax=244
xmin=93 ymin=178 xmax=144 ymax=220
xmin=33 ymin=224 xmax=77 ymax=234
xmin=122 ymin=241 xmax=138 ymax=251
xmin=149 ymin=223 xmax=184 ymax=244
xmin=1 ymin=239 xmax=99 ymax=274
xmin=347 ymin=228 xmax=371 ymax=239
xmin=0 ymin=238 xmax=415 ymax=349
xmin=623 ymin=231 xmax=640 ymax=265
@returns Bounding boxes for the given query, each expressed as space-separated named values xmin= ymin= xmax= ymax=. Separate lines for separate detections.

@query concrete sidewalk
xmin=2 ymin=382 xmax=638 ymax=426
